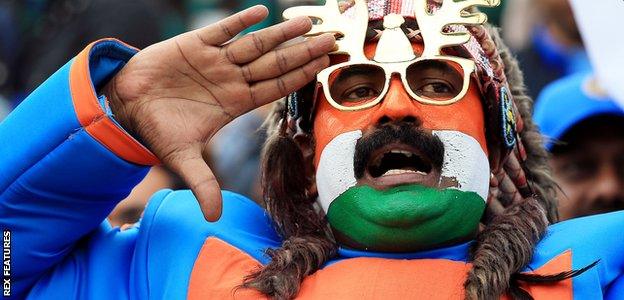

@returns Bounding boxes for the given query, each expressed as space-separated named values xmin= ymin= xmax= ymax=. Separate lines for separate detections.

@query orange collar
xmin=187 ymin=237 xmax=573 ymax=299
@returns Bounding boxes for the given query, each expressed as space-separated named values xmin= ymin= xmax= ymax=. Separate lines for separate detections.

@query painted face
xmin=312 ymin=41 xmax=490 ymax=252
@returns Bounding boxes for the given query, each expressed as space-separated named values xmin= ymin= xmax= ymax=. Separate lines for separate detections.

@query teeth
xmin=382 ymin=169 xmax=426 ymax=176
xmin=389 ymin=150 xmax=414 ymax=157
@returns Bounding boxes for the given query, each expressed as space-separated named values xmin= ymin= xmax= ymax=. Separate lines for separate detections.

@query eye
xmin=328 ymin=64 xmax=386 ymax=105
xmin=406 ymin=60 xmax=465 ymax=101
xmin=415 ymin=79 xmax=457 ymax=98
xmin=559 ymin=158 xmax=597 ymax=182
xmin=342 ymin=85 xmax=380 ymax=101
xmin=419 ymin=82 xmax=453 ymax=94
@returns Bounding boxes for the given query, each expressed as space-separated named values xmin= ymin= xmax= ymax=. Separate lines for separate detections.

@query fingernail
xmin=249 ymin=5 xmax=268 ymax=16
xmin=316 ymin=33 xmax=336 ymax=48
xmin=292 ymin=16 xmax=312 ymax=28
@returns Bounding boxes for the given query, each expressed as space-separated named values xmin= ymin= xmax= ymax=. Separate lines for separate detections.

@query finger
xmin=195 ymin=5 xmax=269 ymax=46
xmin=249 ymin=55 xmax=329 ymax=107
xmin=241 ymin=34 xmax=335 ymax=82
xmin=224 ymin=16 xmax=313 ymax=64
xmin=499 ymin=173 xmax=523 ymax=205
xmin=165 ymin=146 xmax=223 ymax=222
xmin=484 ymin=197 xmax=505 ymax=224
xmin=503 ymin=154 xmax=531 ymax=197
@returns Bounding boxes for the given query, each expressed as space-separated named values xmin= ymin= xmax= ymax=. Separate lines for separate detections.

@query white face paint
xmin=433 ymin=130 xmax=490 ymax=201
xmin=315 ymin=129 xmax=489 ymax=213
xmin=316 ymin=130 xmax=361 ymax=213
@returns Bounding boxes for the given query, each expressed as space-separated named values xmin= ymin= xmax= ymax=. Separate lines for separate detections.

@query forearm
xmin=0 ymin=39 xmax=156 ymax=296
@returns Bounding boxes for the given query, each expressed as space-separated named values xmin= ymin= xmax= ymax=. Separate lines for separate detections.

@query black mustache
xmin=353 ymin=122 xmax=445 ymax=179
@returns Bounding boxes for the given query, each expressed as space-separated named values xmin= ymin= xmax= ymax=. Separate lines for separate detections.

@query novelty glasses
xmin=317 ymin=56 xmax=476 ymax=111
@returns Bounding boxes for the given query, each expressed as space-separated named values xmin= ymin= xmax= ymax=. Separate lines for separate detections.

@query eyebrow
xmin=415 ymin=60 xmax=456 ymax=73
xmin=338 ymin=65 xmax=379 ymax=77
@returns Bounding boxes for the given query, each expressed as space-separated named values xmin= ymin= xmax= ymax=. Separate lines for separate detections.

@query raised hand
xmin=103 ymin=5 xmax=335 ymax=221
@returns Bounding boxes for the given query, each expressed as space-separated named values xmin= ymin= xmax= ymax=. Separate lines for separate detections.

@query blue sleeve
xmin=26 ymin=222 xmax=140 ymax=300
xmin=0 ymin=39 xmax=158 ymax=298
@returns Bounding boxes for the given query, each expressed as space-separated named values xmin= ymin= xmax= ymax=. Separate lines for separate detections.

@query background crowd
xmin=1 ymin=0 xmax=622 ymax=226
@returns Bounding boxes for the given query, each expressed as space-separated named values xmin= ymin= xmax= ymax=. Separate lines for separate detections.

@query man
xmin=1 ymin=1 xmax=623 ymax=299
xmin=534 ymin=74 xmax=624 ymax=220
xmin=1 ymin=0 xmax=176 ymax=105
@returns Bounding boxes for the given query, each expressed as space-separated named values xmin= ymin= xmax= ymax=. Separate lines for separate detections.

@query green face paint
xmin=326 ymin=184 xmax=485 ymax=252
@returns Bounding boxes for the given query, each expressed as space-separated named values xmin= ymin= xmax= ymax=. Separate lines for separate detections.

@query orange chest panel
xmin=187 ymin=238 xmax=572 ymax=299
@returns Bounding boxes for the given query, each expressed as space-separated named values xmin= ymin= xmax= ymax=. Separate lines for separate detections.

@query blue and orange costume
xmin=2 ymin=40 xmax=624 ymax=299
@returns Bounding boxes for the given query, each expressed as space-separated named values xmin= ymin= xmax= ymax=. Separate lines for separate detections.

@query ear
xmin=293 ymin=131 xmax=318 ymax=197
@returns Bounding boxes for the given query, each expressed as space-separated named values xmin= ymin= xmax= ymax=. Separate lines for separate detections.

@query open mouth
xmin=369 ymin=149 xmax=433 ymax=177
xmin=361 ymin=143 xmax=441 ymax=188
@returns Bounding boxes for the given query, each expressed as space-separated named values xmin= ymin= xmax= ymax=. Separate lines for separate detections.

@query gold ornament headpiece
xmin=284 ymin=0 xmax=500 ymax=60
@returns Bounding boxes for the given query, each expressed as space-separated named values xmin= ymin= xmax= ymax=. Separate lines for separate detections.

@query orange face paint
xmin=312 ymin=42 xmax=488 ymax=166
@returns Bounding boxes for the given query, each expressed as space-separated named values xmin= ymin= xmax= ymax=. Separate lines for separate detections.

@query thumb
xmin=165 ymin=145 xmax=223 ymax=222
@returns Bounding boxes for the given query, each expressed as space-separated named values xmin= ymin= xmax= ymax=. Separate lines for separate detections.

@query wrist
xmin=102 ymin=77 xmax=139 ymax=140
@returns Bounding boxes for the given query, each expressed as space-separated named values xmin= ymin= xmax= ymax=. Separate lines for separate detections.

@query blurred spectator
xmin=508 ymin=0 xmax=590 ymax=100
xmin=108 ymin=166 xmax=185 ymax=227
xmin=1 ymin=0 xmax=184 ymax=105
xmin=0 ymin=1 xmax=19 ymax=102
xmin=210 ymin=105 xmax=273 ymax=203
xmin=0 ymin=96 xmax=9 ymax=121
xmin=534 ymin=73 xmax=624 ymax=220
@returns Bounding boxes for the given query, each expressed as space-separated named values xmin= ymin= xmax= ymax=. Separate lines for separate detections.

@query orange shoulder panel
xmin=187 ymin=237 xmax=266 ymax=299
xmin=69 ymin=39 xmax=159 ymax=166
xmin=188 ymin=237 xmax=573 ymax=299
xmin=517 ymin=250 xmax=573 ymax=300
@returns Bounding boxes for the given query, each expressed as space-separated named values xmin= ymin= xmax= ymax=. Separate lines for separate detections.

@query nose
xmin=370 ymin=76 xmax=420 ymax=125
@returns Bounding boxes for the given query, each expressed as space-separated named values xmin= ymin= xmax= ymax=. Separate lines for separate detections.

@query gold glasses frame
xmin=317 ymin=55 xmax=477 ymax=111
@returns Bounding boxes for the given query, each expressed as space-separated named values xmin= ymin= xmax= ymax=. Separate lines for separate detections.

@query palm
xmin=105 ymin=6 xmax=334 ymax=221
